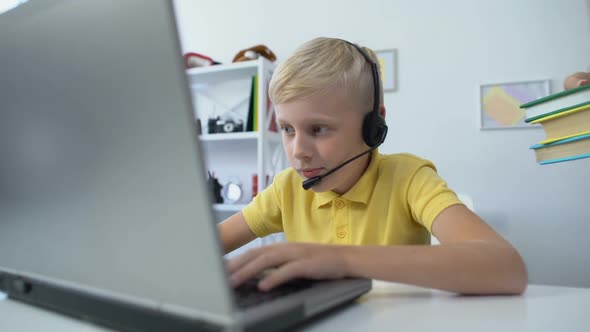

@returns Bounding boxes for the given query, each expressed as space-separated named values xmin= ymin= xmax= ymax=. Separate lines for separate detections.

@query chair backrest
xmin=431 ymin=193 xmax=475 ymax=245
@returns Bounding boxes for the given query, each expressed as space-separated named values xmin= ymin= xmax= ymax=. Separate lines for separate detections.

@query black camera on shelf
xmin=208 ymin=116 xmax=244 ymax=134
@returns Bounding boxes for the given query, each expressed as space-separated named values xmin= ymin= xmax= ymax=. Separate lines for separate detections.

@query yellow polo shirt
xmin=242 ymin=151 xmax=463 ymax=245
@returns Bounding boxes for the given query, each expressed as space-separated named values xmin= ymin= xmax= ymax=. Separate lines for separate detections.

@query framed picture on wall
xmin=374 ymin=49 xmax=397 ymax=92
xmin=478 ymin=79 xmax=551 ymax=130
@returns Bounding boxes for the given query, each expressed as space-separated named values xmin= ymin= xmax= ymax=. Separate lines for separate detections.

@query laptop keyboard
xmin=233 ymin=278 xmax=315 ymax=309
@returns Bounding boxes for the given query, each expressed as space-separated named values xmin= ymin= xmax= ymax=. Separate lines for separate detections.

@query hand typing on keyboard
xmin=227 ymin=242 xmax=349 ymax=291
xmin=232 ymin=276 xmax=316 ymax=308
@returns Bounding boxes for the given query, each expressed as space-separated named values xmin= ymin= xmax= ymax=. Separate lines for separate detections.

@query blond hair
xmin=269 ymin=37 xmax=383 ymax=112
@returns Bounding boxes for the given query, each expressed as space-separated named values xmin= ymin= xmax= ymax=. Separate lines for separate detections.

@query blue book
xmin=530 ymin=132 xmax=590 ymax=165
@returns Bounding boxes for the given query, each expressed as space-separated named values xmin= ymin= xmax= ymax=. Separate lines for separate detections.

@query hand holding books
xmin=520 ymin=73 xmax=590 ymax=165
xmin=564 ymin=72 xmax=590 ymax=90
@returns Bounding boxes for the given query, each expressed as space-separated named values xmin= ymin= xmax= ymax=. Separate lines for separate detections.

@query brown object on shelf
xmin=233 ymin=44 xmax=277 ymax=63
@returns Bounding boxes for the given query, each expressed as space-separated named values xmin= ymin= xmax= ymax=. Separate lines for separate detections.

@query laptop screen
xmin=0 ymin=0 xmax=234 ymax=319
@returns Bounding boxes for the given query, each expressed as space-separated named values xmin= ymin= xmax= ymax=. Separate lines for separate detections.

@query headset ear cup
xmin=361 ymin=113 xmax=373 ymax=147
xmin=374 ymin=115 xmax=387 ymax=144
xmin=362 ymin=112 xmax=388 ymax=147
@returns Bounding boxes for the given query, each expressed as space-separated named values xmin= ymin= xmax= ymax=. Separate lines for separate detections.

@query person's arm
xmin=227 ymin=205 xmax=527 ymax=295
xmin=218 ymin=212 xmax=257 ymax=254
xmin=340 ymin=204 xmax=527 ymax=294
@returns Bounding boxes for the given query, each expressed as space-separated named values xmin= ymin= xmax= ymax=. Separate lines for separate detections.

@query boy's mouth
xmin=300 ymin=168 xmax=323 ymax=178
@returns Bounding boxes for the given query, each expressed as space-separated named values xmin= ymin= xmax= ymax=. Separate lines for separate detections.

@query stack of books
xmin=246 ymin=75 xmax=277 ymax=133
xmin=520 ymin=84 xmax=590 ymax=165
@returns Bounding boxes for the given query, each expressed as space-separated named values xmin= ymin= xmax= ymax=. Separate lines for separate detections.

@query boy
xmin=219 ymin=37 xmax=527 ymax=295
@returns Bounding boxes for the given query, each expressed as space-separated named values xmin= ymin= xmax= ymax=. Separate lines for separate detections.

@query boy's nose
xmin=292 ymin=134 xmax=312 ymax=160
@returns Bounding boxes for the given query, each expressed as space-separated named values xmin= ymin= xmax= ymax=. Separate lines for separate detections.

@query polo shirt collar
xmin=313 ymin=149 xmax=380 ymax=208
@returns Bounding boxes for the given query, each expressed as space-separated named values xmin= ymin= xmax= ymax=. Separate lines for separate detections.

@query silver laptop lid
xmin=0 ymin=0 xmax=234 ymax=320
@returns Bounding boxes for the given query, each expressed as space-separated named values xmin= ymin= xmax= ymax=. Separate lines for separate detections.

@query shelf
xmin=199 ymin=131 xmax=282 ymax=143
xmin=188 ymin=57 xmax=286 ymax=224
xmin=213 ymin=204 xmax=247 ymax=212
xmin=187 ymin=59 xmax=261 ymax=86
xmin=200 ymin=132 xmax=258 ymax=141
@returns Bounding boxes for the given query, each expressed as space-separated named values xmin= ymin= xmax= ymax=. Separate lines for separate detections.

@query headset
xmin=301 ymin=39 xmax=388 ymax=190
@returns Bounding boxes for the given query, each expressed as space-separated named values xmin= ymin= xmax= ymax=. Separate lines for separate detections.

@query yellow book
xmin=530 ymin=132 xmax=590 ymax=165
xmin=253 ymin=75 xmax=259 ymax=132
xmin=531 ymin=103 xmax=590 ymax=145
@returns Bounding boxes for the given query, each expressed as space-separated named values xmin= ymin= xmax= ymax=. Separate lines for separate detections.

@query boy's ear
xmin=379 ymin=105 xmax=386 ymax=119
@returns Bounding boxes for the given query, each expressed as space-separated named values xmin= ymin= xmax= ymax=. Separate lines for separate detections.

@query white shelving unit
xmin=187 ymin=58 xmax=288 ymax=256
xmin=199 ymin=131 xmax=282 ymax=144
xmin=212 ymin=203 xmax=248 ymax=212
xmin=186 ymin=57 xmax=288 ymax=216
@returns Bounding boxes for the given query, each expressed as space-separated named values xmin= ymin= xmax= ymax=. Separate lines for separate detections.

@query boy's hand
xmin=227 ymin=243 xmax=349 ymax=291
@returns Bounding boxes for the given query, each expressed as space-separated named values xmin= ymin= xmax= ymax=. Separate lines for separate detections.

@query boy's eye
xmin=312 ymin=126 xmax=328 ymax=135
xmin=280 ymin=126 xmax=295 ymax=134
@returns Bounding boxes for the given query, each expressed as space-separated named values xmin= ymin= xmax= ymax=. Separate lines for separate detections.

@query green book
xmin=520 ymin=84 xmax=590 ymax=123
xmin=246 ymin=75 xmax=257 ymax=132
xmin=253 ymin=75 xmax=258 ymax=131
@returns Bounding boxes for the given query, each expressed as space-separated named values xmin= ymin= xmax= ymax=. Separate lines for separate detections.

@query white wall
xmin=174 ymin=0 xmax=590 ymax=287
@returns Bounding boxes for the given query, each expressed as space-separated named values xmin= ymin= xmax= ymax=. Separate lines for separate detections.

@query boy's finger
xmin=229 ymin=251 xmax=287 ymax=287
xmin=258 ymin=261 xmax=307 ymax=291
xmin=226 ymin=247 xmax=262 ymax=273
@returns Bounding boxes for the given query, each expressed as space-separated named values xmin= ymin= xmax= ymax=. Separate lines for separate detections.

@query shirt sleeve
xmin=406 ymin=166 xmax=463 ymax=233
xmin=241 ymin=178 xmax=284 ymax=238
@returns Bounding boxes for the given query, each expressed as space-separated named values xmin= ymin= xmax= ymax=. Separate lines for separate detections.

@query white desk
xmin=1 ymin=281 xmax=589 ymax=332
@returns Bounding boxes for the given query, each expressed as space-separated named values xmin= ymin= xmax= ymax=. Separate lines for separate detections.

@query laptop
xmin=0 ymin=1 xmax=371 ymax=331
